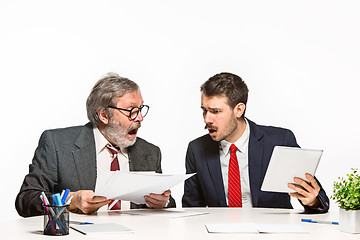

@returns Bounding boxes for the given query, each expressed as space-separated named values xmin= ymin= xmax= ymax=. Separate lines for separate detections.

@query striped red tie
xmin=228 ymin=144 xmax=242 ymax=207
xmin=106 ymin=144 xmax=121 ymax=210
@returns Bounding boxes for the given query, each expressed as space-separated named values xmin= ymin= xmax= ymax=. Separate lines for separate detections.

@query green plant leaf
xmin=331 ymin=168 xmax=360 ymax=211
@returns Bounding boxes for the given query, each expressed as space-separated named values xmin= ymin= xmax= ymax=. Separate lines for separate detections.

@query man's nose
xmin=134 ymin=111 xmax=144 ymax=122
xmin=203 ymin=112 xmax=212 ymax=124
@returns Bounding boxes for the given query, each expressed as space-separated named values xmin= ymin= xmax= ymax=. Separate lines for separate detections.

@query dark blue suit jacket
xmin=182 ymin=119 xmax=329 ymax=213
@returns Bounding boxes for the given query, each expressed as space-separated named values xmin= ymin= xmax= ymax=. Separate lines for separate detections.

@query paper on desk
xmin=206 ymin=223 xmax=259 ymax=233
xmin=95 ymin=172 xmax=195 ymax=204
xmin=121 ymin=208 xmax=209 ymax=218
xmin=206 ymin=223 xmax=308 ymax=234
xmin=257 ymin=223 xmax=308 ymax=233
xmin=70 ymin=223 xmax=133 ymax=235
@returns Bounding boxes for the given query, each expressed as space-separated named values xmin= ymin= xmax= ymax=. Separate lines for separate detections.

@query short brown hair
xmin=201 ymin=72 xmax=249 ymax=110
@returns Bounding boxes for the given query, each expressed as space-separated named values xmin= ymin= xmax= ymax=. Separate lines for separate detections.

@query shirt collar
xmin=220 ymin=118 xmax=250 ymax=155
xmin=93 ymin=127 xmax=109 ymax=155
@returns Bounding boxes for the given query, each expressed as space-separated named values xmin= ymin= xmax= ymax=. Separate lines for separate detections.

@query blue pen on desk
xmin=301 ymin=219 xmax=339 ymax=225
xmin=70 ymin=221 xmax=94 ymax=225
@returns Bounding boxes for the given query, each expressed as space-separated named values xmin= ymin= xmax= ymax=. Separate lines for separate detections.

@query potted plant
xmin=331 ymin=168 xmax=360 ymax=233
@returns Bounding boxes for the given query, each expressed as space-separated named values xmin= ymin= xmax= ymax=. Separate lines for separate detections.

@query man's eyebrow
xmin=201 ymin=106 xmax=220 ymax=111
xmin=127 ymin=101 xmax=144 ymax=108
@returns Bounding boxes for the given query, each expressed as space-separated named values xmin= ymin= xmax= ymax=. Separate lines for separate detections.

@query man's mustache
xmin=129 ymin=123 xmax=141 ymax=131
xmin=204 ymin=124 xmax=217 ymax=130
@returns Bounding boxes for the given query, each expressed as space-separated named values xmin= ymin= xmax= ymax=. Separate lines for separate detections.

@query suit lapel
xmin=248 ymin=120 xmax=264 ymax=207
xmin=205 ymin=138 xmax=227 ymax=206
xmin=128 ymin=140 xmax=146 ymax=171
xmin=72 ymin=123 xmax=97 ymax=191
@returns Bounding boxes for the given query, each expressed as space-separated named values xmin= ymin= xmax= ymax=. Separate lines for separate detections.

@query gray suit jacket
xmin=15 ymin=123 xmax=175 ymax=217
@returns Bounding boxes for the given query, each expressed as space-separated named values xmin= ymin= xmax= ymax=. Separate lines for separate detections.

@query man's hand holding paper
xmin=144 ymin=189 xmax=171 ymax=208
xmin=69 ymin=190 xmax=111 ymax=214
xmin=95 ymin=172 xmax=195 ymax=205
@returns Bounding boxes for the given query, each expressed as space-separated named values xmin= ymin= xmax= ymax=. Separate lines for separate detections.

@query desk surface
xmin=1 ymin=208 xmax=357 ymax=239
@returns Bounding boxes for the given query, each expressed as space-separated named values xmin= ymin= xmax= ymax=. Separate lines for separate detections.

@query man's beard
xmin=204 ymin=116 xmax=238 ymax=142
xmin=103 ymin=119 xmax=140 ymax=148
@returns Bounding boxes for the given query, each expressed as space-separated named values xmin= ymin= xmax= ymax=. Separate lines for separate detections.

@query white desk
xmin=1 ymin=208 xmax=358 ymax=239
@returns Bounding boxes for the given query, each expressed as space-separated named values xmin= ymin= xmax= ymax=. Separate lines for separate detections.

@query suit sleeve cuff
xmin=302 ymin=194 xmax=329 ymax=214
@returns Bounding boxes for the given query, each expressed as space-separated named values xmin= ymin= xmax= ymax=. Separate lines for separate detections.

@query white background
xmin=1 ymin=0 xmax=359 ymax=222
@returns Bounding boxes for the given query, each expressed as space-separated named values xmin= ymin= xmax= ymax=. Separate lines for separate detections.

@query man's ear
xmin=234 ymin=103 xmax=246 ymax=118
xmin=97 ymin=108 xmax=109 ymax=125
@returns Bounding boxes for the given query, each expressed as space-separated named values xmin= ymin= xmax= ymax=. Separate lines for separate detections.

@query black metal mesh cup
xmin=43 ymin=204 xmax=70 ymax=235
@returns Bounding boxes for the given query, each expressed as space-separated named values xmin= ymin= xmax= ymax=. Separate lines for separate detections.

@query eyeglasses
xmin=108 ymin=105 xmax=150 ymax=120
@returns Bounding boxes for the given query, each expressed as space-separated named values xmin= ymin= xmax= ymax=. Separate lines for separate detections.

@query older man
xmin=16 ymin=73 xmax=175 ymax=217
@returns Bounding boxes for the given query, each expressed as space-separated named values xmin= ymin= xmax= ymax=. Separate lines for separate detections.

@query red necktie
xmin=106 ymin=144 xmax=121 ymax=210
xmin=228 ymin=144 xmax=242 ymax=207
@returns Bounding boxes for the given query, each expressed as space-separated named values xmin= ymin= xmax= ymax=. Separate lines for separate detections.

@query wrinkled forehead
xmin=115 ymin=90 xmax=143 ymax=108
xmin=201 ymin=93 xmax=231 ymax=109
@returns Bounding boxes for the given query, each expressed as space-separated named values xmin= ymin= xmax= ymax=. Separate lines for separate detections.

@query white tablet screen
xmin=260 ymin=146 xmax=323 ymax=193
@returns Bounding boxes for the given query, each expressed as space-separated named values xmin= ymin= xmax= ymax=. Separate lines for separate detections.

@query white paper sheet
xmin=205 ymin=223 xmax=308 ymax=234
xmin=257 ymin=223 xmax=308 ymax=233
xmin=206 ymin=223 xmax=259 ymax=233
xmin=95 ymin=172 xmax=195 ymax=204
xmin=120 ymin=209 xmax=209 ymax=218
xmin=70 ymin=223 xmax=134 ymax=235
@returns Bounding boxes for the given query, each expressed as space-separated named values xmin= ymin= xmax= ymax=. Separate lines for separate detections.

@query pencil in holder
xmin=43 ymin=204 xmax=70 ymax=235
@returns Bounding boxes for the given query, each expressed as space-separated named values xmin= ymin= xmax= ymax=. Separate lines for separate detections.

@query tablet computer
xmin=260 ymin=146 xmax=323 ymax=193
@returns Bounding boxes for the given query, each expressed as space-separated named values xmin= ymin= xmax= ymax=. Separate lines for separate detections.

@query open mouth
xmin=128 ymin=128 xmax=138 ymax=136
xmin=205 ymin=124 xmax=217 ymax=135
xmin=208 ymin=129 xmax=217 ymax=136
xmin=128 ymin=124 xmax=141 ymax=136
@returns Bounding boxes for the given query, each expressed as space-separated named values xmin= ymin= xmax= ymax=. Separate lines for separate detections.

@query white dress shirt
xmin=219 ymin=118 xmax=253 ymax=208
xmin=93 ymin=127 xmax=131 ymax=211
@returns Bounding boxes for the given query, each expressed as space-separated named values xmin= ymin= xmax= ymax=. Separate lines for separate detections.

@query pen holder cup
xmin=43 ymin=204 xmax=70 ymax=235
